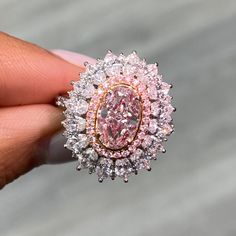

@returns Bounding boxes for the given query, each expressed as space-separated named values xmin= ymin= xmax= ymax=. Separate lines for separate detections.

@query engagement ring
xmin=56 ymin=51 xmax=175 ymax=182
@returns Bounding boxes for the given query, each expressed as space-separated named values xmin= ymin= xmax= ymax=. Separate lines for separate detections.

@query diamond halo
xmin=56 ymin=51 xmax=175 ymax=182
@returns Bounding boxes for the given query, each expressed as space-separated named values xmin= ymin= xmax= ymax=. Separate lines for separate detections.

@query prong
xmin=84 ymin=61 xmax=89 ymax=67
xmin=163 ymin=137 xmax=168 ymax=142
xmin=170 ymin=84 xmax=173 ymax=89
xmin=155 ymin=62 xmax=159 ymax=67
xmin=134 ymin=169 xmax=138 ymax=175
xmin=147 ymin=167 xmax=152 ymax=171
xmin=98 ymin=177 xmax=103 ymax=183
xmin=173 ymin=107 xmax=177 ymax=112
xmin=124 ymin=178 xmax=128 ymax=183
xmin=111 ymin=170 xmax=116 ymax=180
xmin=64 ymin=144 xmax=67 ymax=149
xmin=70 ymin=80 xmax=75 ymax=86
xmin=107 ymin=49 xmax=112 ymax=53
xmin=162 ymin=149 xmax=166 ymax=153
xmin=132 ymin=50 xmax=137 ymax=54
xmin=76 ymin=165 xmax=81 ymax=171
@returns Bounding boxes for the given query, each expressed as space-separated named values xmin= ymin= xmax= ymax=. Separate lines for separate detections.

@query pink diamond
xmin=96 ymin=84 xmax=142 ymax=150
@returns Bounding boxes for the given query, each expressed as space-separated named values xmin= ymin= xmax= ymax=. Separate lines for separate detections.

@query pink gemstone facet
xmin=96 ymin=85 xmax=142 ymax=150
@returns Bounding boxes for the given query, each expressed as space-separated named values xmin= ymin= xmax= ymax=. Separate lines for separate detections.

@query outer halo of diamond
xmin=56 ymin=51 xmax=175 ymax=182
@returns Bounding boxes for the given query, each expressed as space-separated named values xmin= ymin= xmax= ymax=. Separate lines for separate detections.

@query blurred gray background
xmin=1 ymin=0 xmax=236 ymax=235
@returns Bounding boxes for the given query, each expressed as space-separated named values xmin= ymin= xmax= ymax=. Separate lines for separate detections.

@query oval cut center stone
xmin=96 ymin=84 xmax=142 ymax=150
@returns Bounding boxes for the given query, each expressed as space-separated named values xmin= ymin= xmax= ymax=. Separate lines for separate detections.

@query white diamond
xmin=74 ymin=80 xmax=95 ymax=99
xmin=136 ymin=159 xmax=151 ymax=170
xmin=104 ymin=52 xmax=117 ymax=63
xmin=142 ymin=135 xmax=153 ymax=149
xmin=122 ymin=64 xmax=138 ymax=76
xmin=115 ymin=159 xmax=133 ymax=177
xmin=65 ymin=137 xmax=77 ymax=150
xmin=105 ymin=63 xmax=122 ymax=77
xmin=77 ymin=117 xmax=86 ymax=132
xmin=80 ymin=72 xmax=89 ymax=80
xmin=93 ymin=70 xmax=106 ymax=85
xmin=85 ymin=64 xmax=96 ymax=74
xmin=149 ymin=119 xmax=158 ymax=134
xmin=147 ymin=85 xmax=158 ymax=100
xmin=160 ymin=82 xmax=171 ymax=95
xmin=74 ymin=79 xmax=86 ymax=93
xmin=160 ymin=94 xmax=172 ymax=104
xmin=76 ymin=99 xmax=88 ymax=115
xmin=130 ymin=149 xmax=151 ymax=170
xmin=74 ymin=134 xmax=89 ymax=152
xmin=151 ymin=101 xmax=160 ymax=117
xmin=96 ymin=158 xmax=113 ymax=179
xmin=83 ymin=84 xmax=95 ymax=98
xmin=117 ymin=53 xmax=125 ymax=63
xmin=146 ymin=64 xmax=158 ymax=77
xmin=130 ymin=148 xmax=144 ymax=160
xmin=160 ymin=123 xmax=173 ymax=136
xmin=62 ymin=119 xmax=77 ymax=133
xmin=84 ymin=148 xmax=98 ymax=161
xmin=126 ymin=52 xmax=140 ymax=65
xmin=164 ymin=105 xmax=175 ymax=115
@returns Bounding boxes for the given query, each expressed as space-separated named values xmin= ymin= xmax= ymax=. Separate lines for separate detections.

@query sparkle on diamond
xmin=96 ymin=84 xmax=142 ymax=150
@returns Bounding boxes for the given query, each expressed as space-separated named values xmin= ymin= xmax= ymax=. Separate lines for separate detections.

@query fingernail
xmin=51 ymin=49 xmax=97 ymax=66
xmin=38 ymin=131 xmax=76 ymax=164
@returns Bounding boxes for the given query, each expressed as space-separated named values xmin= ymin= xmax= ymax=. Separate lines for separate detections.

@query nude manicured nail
xmin=51 ymin=49 xmax=96 ymax=66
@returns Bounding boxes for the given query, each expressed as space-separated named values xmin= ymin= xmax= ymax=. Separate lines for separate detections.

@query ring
xmin=56 ymin=51 xmax=175 ymax=182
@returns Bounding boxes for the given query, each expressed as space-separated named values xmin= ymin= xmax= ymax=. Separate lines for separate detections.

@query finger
xmin=38 ymin=130 xmax=74 ymax=165
xmin=0 ymin=33 xmax=84 ymax=106
xmin=0 ymin=104 xmax=65 ymax=188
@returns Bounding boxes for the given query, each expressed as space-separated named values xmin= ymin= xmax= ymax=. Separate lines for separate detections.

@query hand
xmin=0 ymin=32 xmax=95 ymax=189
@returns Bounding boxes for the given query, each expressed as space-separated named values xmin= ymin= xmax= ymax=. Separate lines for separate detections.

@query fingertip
xmin=39 ymin=131 xmax=75 ymax=164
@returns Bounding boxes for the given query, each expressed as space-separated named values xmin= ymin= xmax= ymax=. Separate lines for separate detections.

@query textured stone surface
xmin=96 ymin=85 xmax=141 ymax=150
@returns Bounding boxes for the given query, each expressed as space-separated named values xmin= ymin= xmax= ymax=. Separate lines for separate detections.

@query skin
xmin=0 ymin=32 xmax=94 ymax=189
